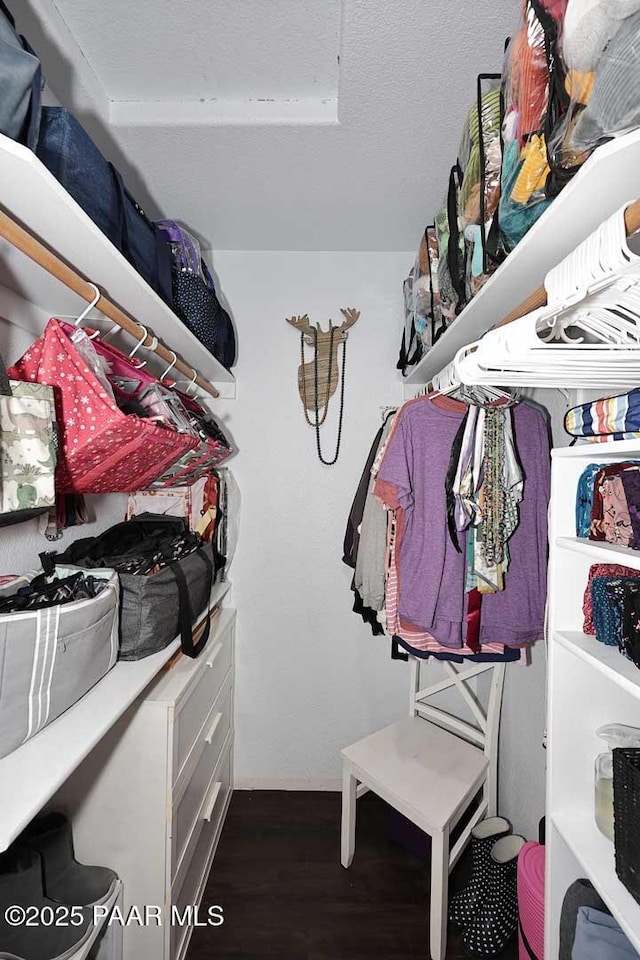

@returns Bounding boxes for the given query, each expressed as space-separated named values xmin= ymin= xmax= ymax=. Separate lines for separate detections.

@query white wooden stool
xmin=341 ymin=659 xmax=506 ymax=960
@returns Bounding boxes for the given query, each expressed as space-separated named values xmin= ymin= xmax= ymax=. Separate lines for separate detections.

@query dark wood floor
xmin=187 ymin=791 xmax=519 ymax=960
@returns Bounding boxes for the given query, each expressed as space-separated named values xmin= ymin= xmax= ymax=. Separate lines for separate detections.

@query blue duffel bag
xmin=36 ymin=107 xmax=172 ymax=306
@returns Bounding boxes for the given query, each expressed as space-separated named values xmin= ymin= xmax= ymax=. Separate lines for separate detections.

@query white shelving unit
xmin=0 ymin=580 xmax=230 ymax=854
xmin=546 ymin=443 xmax=640 ymax=956
xmin=397 ymin=122 xmax=640 ymax=951
xmin=404 ymin=128 xmax=640 ymax=388
xmin=0 ymin=133 xmax=235 ymax=398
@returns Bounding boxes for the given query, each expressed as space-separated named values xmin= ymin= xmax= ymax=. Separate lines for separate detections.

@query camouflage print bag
xmin=0 ymin=359 xmax=57 ymax=526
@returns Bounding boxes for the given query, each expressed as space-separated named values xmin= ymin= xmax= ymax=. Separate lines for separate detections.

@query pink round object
xmin=518 ymin=841 xmax=545 ymax=960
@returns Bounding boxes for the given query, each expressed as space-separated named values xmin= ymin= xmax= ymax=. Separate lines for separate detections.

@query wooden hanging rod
xmin=0 ymin=208 xmax=220 ymax=398
xmin=496 ymin=197 xmax=640 ymax=328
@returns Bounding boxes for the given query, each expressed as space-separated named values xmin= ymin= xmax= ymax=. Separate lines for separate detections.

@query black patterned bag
xmin=172 ymin=266 xmax=236 ymax=370
xmin=157 ymin=220 xmax=236 ymax=370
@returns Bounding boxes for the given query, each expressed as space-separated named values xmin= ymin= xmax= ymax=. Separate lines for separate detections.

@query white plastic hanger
xmin=160 ymin=351 xmax=178 ymax=383
xmin=185 ymin=370 xmax=199 ymax=397
xmin=68 ymin=284 xmax=101 ymax=342
xmin=127 ymin=326 xmax=158 ymax=368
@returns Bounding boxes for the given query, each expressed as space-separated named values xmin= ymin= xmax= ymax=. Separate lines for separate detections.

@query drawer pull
xmin=206 ymin=643 xmax=223 ymax=669
xmin=203 ymin=780 xmax=223 ymax=823
xmin=205 ymin=711 xmax=222 ymax=745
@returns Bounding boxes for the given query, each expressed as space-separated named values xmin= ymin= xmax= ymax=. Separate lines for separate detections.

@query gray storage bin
xmin=0 ymin=566 xmax=119 ymax=759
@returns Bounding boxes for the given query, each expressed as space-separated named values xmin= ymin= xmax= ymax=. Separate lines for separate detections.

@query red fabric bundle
xmin=8 ymin=318 xmax=197 ymax=494
xmin=510 ymin=3 xmax=550 ymax=140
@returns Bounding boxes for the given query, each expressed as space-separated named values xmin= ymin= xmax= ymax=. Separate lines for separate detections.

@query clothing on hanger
xmin=343 ymin=414 xmax=395 ymax=636
xmin=354 ymin=414 xmax=396 ymax=611
xmin=393 ymin=635 xmax=522 ymax=663
xmin=343 ymin=422 xmax=385 ymax=569
xmin=374 ymin=394 xmax=550 ymax=650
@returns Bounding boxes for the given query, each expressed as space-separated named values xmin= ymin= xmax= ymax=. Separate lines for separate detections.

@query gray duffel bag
xmin=0 ymin=565 xmax=119 ymax=759
xmin=49 ymin=515 xmax=218 ymax=661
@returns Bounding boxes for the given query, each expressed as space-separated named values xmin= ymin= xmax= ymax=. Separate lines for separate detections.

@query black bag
xmin=446 ymin=163 xmax=467 ymax=313
xmin=172 ymin=262 xmax=237 ymax=370
xmin=45 ymin=515 xmax=220 ymax=660
xmin=0 ymin=0 xmax=41 ymax=149
xmin=36 ymin=108 xmax=173 ymax=307
xmin=476 ymin=72 xmax=505 ymax=275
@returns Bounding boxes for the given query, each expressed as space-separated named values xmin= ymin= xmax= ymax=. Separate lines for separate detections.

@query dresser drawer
xmin=172 ymin=733 xmax=233 ymax=909
xmin=173 ymin=617 xmax=233 ymax=785
xmin=171 ymin=672 xmax=233 ymax=875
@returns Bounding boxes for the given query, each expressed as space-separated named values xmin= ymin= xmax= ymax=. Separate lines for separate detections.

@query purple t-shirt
xmin=375 ymin=397 xmax=549 ymax=647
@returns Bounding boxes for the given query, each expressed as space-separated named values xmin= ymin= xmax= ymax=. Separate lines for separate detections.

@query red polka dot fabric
xmin=8 ymin=318 xmax=197 ymax=494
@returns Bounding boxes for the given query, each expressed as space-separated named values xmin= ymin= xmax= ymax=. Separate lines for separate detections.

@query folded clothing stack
xmin=583 ymin=563 xmax=640 ymax=667
xmin=576 ymin=461 xmax=640 ymax=548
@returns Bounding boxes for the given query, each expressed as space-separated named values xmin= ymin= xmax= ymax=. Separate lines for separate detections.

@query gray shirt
xmin=354 ymin=415 xmax=395 ymax=611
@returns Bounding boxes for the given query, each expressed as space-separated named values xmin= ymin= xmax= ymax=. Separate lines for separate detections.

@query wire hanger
xmin=185 ymin=370 xmax=199 ymax=397
xmin=74 ymin=283 xmax=101 ymax=327
xmin=160 ymin=351 xmax=178 ymax=382
xmin=68 ymin=283 xmax=102 ymax=342
xmin=127 ymin=326 xmax=159 ymax=368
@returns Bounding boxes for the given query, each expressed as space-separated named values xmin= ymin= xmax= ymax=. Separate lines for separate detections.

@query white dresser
xmin=53 ymin=608 xmax=236 ymax=960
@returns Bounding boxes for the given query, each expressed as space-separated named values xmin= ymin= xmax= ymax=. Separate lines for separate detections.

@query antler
xmin=286 ymin=314 xmax=315 ymax=336
xmin=337 ymin=307 xmax=361 ymax=334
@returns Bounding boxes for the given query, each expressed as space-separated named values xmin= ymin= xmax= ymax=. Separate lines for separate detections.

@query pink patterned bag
xmin=8 ymin=318 xmax=198 ymax=494
xmin=79 ymin=328 xmax=232 ymax=486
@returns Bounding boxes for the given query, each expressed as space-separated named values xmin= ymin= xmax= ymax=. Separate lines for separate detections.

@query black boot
xmin=449 ymin=817 xmax=512 ymax=929
xmin=19 ymin=813 xmax=117 ymax=907
xmin=0 ymin=847 xmax=92 ymax=960
xmin=462 ymin=834 xmax=526 ymax=958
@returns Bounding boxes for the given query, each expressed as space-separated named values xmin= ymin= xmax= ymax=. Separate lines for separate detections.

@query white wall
xmin=497 ymin=389 xmax=573 ymax=839
xmin=211 ymin=250 xmax=411 ymax=788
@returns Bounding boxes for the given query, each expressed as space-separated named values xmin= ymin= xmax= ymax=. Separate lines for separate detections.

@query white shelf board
xmin=555 ymin=630 xmax=640 ymax=699
xmin=0 ymin=133 xmax=235 ymax=397
xmin=556 ymin=536 xmax=640 ymax=569
xmin=210 ymin=578 xmax=231 ymax=609
xmin=0 ymin=638 xmax=180 ymax=852
xmin=0 ymin=590 xmax=230 ymax=852
xmin=405 ymin=128 xmax=640 ymax=385
xmin=552 ymin=811 xmax=640 ymax=955
xmin=552 ymin=440 xmax=640 ymax=460
xmin=71 ymin=880 xmax=122 ymax=960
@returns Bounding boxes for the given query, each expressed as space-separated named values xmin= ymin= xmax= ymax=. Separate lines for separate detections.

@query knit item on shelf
xmin=573 ymin=9 xmax=640 ymax=148
xmin=559 ymin=878 xmax=609 ymax=960
xmin=517 ymin=841 xmax=545 ymax=960
xmin=595 ymin=576 xmax=635 ymax=646
xmin=562 ymin=0 xmax=640 ymax=71
xmin=582 ymin=563 xmax=638 ymax=633
xmin=572 ymin=906 xmax=640 ymax=958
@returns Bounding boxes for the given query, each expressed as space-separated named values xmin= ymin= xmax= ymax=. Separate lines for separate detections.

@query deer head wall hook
xmin=286 ymin=308 xmax=360 ymax=410
xmin=285 ymin=307 xmax=361 ymax=465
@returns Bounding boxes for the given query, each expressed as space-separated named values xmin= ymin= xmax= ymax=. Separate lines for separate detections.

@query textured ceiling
xmin=50 ymin=0 xmax=342 ymax=102
xmin=16 ymin=0 xmax=515 ymax=252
